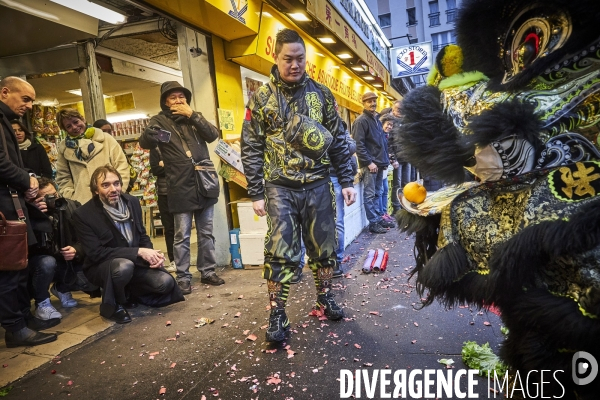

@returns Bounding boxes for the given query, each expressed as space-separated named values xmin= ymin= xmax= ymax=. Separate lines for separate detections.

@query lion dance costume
xmin=392 ymin=0 xmax=600 ymax=398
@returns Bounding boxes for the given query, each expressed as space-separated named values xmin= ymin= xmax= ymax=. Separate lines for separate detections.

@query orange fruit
xmin=403 ymin=182 xmax=427 ymax=204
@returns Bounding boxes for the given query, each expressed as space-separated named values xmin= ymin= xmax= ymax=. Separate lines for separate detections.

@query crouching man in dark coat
xmin=72 ymin=165 xmax=183 ymax=324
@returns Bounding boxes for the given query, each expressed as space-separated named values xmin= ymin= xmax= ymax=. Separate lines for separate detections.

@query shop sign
xmin=326 ymin=0 xmax=389 ymax=67
xmin=143 ymin=0 xmax=260 ymax=41
xmin=390 ymin=42 xmax=433 ymax=78
xmin=207 ymin=0 xmax=249 ymax=24
xmin=306 ymin=0 xmax=388 ymax=81
xmin=255 ymin=6 xmax=384 ymax=108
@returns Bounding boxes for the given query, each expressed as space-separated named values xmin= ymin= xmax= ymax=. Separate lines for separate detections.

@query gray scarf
xmin=103 ymin=197 xmax=133 ymax=246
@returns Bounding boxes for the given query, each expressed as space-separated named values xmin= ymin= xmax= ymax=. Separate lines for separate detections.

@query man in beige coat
xmin=55 ymin=109 xmax=129 ymax=205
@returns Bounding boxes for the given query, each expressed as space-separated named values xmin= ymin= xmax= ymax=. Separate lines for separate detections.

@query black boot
xmin=316 ymin=292 xmax=345 ymax=321
xmin=290 ymin=268 xmax=303 ymax=284
xmin=5 ymin=327 xmax=57 ymax=348
xmin=26 ymin=316 xmax=61 ymax=331
xmin=265 ymin=308 xmax=289 ymax=342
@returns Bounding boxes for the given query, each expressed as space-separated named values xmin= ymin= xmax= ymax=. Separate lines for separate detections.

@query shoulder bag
xmin=163 ymin=119 xmax=220 ymax=199
xmin=269 ymin=82 xmax=334 ymax=161
xmin=0 ymin=124 xmax=28 ymax=271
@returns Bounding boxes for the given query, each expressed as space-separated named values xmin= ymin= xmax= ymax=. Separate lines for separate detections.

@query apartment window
xmin=446 ymin=0 xmax=457 ymax=23
xmin=379 ymin=13 xmax=391 ymax=28
xmin=407 ymin=7 xmax=417 ymax=26
xmin=429 ymin=1 xmax=440 ymax=27
xmin=431 ymin=31 xmax=451 ymax=51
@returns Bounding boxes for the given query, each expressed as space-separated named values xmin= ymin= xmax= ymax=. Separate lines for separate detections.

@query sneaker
xmin=332 ymin=268 xmax=343 ymax=278
xmin=379 ymin=218 xmax=395 ymax=228
xmin=382 ymin=214 xmax=395 ymax=222
xmin=290 ymin=268 xmax=303 ymax=284
xmin=165 ymin=261 xmax=177 ymax=273
xmin=265 ymin=308 xmax=289 ymax=342
xmin=369 ymin=222 xmax=387 ymax=234
xmin=177 ymin=280 xmax=192 ymax=295
xmin=201 ymin=273 xmax=225 ymax=286
xmin=50 ymin=283 xmax=78 ymax=308
xmin=316 ymin=292 xmax=345 ymax=321
xmin=35 ymin=298 xmax=62 ymax=320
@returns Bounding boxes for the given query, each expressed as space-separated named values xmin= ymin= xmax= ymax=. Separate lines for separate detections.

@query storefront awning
xmin=0 ymin=0 xmax=97 ymax=58
xmin=224 ymin=4 xmax=393 ymax=113
xmin=138 ymin=0 xmax=261 ymax=41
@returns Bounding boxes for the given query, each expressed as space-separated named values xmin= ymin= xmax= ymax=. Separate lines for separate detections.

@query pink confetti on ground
xmin=166 ymin=321 xmax=171 ymax=326
xmin=246 ymin=334 xmax=257 ymax=341
xmin=354 ymin=344 xmax=362 ymax=349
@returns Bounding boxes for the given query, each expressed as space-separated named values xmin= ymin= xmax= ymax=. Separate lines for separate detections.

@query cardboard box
xmin=237 ymin=201 xmax=268 ymax=234
xmin=218 ymin=164 xmax=247 ymax=189
xmin=239 ymin=232 xmax=265 ymax=266
xmin=214 ymin=139 xmax=244 ymax=173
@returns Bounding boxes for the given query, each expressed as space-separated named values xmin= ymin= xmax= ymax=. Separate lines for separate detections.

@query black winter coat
xmin=0 ymin=101 xmax=37 ymax=245
xmin=352 ymin=110 xmax=390 ymax=168
xmin=149 ymin=147 xmax=167 ymax=196
xmin=72 ymin=193 xmax=184 ymax=307
xmin=20 ymin=140 xmax=53 ymax=178
xmin=140 ymin=113 xmax=219 ymax=213
xmin=72 ymin=194 xmax=153 ymax=272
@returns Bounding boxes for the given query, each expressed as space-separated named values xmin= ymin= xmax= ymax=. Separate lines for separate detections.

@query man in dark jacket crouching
xmin=72 ymin=165 xmax=183 ymax=324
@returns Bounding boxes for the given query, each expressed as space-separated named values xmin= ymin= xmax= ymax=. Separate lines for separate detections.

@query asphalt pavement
xmin=3 ymin=226 xmax=504 ymax=399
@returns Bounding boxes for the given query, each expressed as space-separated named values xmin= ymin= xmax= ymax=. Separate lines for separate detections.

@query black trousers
xmin=85 ymin=258 xmax=175 ymax=317
xmin=157 ymin=194 xmax=175 ymax=262
xmin=263 ymin=182 xmax=338 ymax=283
xmin=0 ymin=267 xmax=31 ymax=332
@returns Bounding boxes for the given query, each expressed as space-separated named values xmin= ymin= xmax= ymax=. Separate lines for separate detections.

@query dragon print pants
xmin=262 ymin=182 xmax=338 ymax=284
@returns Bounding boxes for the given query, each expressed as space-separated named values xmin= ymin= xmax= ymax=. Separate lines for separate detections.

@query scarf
xmin=19 ymin=139 xmax=31 ymax=151
xmin=65 ymin=126 xmax=96 ymax=161
xmin=103 ymin=196 xmax=133 ymax=246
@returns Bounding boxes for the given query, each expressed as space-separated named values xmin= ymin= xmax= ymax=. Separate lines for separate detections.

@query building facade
xmin=365 ymin=0 xmax=461 ymax=86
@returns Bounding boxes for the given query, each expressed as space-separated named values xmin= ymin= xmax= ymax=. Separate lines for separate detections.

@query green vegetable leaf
xmin=462 ymin=341 xmax=507 ymax=377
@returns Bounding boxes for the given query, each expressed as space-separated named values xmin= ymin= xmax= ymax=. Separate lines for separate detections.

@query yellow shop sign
xmin=226 ymin=5 xmax=392 ymax=111
xmin=143 ymin=0 xmax=261 ymax=41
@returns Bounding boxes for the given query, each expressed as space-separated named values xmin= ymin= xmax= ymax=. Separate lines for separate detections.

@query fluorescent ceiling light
xmin=337 ymin=53 xmax=353 ymax=59
xmin=51 ymin=0 xmax=126 ymax=24
xmin=288 ymin=13 xmax=310 ymax=21
xmin=66 ymin=89 xmax=110 ymax=98
xmin=262 ymin=12 xmax=272 ymax=17
xmin=315 ymin=52 xmax=325 ymax=57
xmin=363 ymin=76 xmax=375 ymax=81
xmin=351 ymin=66 xmax=365 ymax=71
xmin=318 ymin=37 xmax=336 ymax=44
xmin=373 ymin=83 xmax=383 ymax=87
xmin=332 ymin=66 xmax=340 ymax=69
xmin=107 ymin=113 xmax=148 ymax=123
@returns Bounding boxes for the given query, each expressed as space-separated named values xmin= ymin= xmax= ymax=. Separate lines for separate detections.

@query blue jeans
xmin=173 ymin=205 xmax=216 ymax=282
xmin=362 ymin=167 xmax=384 ymax=224
xmin=28 ymin=255 xmax=56 ymax=304
xmin=379 ymin=167 xmax=389 ymax=215
xmin=330 ymin=175 xmax=345 ymax=263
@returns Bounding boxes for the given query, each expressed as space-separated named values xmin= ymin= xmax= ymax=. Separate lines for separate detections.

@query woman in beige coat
xmin=55 ymin=109 xmax=129 ymax=205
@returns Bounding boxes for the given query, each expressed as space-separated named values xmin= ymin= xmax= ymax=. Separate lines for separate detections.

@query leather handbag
xmin=0 ymin=124 xmax=28 ymax=270
xmin=0 ymin=209 xmax=28 ymax=271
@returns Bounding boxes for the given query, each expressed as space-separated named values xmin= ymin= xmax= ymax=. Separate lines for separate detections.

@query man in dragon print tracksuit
xmin=241 ymin=29 xmax=357 ymax=342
